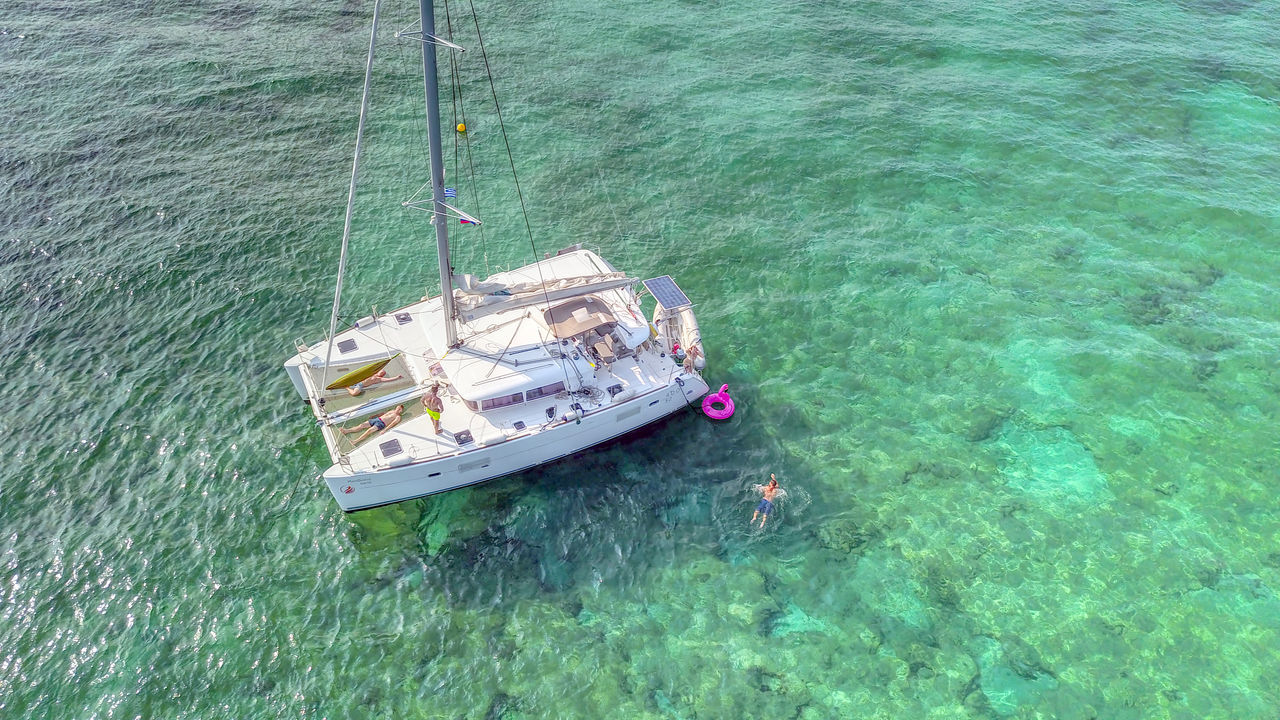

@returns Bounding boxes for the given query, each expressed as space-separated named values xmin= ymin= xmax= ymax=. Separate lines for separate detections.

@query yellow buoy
xmin=456 ymin=123 xmax=466 ymax=133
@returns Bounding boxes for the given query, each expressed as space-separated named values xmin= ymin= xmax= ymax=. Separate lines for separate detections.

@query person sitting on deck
xmin=347 ymin=369 xmax=403 ymax=396
xmin=421 ymin=383 xmax=444 ymax=434
xmin=341 ymin=405 xmax=404 ymax=444
xmin=682 ymin=344 xmax=703 ymax=374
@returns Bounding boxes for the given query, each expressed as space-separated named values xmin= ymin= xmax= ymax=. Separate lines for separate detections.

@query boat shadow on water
xmin=345 ymin=388 xmax=841 ymax=603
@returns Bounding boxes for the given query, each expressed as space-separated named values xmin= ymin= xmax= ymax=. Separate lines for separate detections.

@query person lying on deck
xmin=340 ymin=405 xmax=404 ymax=444
xmin=347 ymin=369 xmax=404 ymax=396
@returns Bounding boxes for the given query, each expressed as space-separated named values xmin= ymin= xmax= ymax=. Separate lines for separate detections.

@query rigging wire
xmin=464 ymin=0 xmax=538 ymax=257
xmin=369 ymin=2 xmax=589 ymax=394
xmin=394 ymin=0 xmax=443 ymax=301
xmin=463 ymin=0 xmax=577 ymax=393
xmin=324 ymin=0 xmax=382 ymax=377
xmin=442 ymin=0 xmax=490 ymax=277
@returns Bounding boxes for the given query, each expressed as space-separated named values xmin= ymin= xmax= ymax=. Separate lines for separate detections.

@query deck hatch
xmin=337 ymin=339 xmax=358 ymax=353
xmin=379 ymin=439 xmax=403 ymax=457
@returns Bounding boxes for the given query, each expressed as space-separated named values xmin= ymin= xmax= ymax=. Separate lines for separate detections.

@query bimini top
xmin=542 ymin=296 xmax=617 ymax=339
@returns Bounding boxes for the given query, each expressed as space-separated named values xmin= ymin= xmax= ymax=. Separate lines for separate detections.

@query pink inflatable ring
xmin=702 ymin=384 xmax=735 ymax=420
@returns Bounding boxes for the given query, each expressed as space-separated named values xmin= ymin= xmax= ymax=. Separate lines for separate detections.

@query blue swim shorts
xmin=756 ymin=498 xmax=773 ymax=514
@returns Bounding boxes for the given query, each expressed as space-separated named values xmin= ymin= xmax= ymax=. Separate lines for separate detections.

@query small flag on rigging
xmin=459 ymin=218 xmax=477 ymax=225
xmin=443 ymin=187 xmax=457 ymax=198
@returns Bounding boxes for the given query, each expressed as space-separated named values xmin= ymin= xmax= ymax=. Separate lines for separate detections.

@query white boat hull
xmin=322 ymin=376 xmax=708 ymax=511
xmin=281 ymin=0 xmax=714 ymax=515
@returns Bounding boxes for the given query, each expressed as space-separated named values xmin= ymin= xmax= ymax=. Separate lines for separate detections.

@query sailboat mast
xmin=419 ymin=0 xmax=460 ymax=347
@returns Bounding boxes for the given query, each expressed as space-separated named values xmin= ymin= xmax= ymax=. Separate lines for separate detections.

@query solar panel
xmin=642 ymin=275 xmax=692 ymax=311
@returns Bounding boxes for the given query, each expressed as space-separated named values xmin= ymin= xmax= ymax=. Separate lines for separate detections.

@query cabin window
xmin=480 ymin=392 xmax=524 ymax=411
xmin=525 ymin=381 xmax=565 ymax=401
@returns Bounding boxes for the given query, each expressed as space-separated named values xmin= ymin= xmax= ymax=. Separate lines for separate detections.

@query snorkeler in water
xmin=752 ymin=473 xmax=780 ymax=529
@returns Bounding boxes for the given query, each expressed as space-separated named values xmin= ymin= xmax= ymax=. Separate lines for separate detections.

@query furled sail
xmin=452 ymin=272 xmax=635 ymax=322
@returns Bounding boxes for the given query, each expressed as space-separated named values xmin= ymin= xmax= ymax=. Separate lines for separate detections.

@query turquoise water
xmin=3 ymin=0 xmax=1279 ymax=717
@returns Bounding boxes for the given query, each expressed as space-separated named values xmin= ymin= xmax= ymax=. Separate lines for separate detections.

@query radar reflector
xmin=642 ymin=275 xmax=692 ymax=311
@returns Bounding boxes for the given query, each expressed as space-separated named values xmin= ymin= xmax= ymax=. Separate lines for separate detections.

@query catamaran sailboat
xmin=283 ymin=0 xmax=709 ymax=511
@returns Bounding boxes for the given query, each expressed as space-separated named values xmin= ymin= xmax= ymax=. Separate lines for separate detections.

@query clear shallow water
xmin=3 ymin=0 xmax=1279 ymax=717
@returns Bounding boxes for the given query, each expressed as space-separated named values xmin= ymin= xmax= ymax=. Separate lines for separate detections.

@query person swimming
xmin=752 ymin=473 xmax=780 ymax=529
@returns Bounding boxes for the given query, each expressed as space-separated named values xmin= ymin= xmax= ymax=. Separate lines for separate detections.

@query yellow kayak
xmin=325 ymin=354 xmax=399 ymax=390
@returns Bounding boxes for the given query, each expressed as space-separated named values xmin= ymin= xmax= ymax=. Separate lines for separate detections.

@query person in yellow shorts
xmin=421 ymin=383 xmax=444 ymax=433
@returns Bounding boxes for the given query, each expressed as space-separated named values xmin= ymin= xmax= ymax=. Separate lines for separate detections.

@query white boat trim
xmin=282 ymin=2 xmax=712 ymax=511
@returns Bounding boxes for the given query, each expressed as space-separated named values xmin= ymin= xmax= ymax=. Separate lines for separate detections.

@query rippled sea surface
xmin=4 ymin=0 xmax=1279 ymax=717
